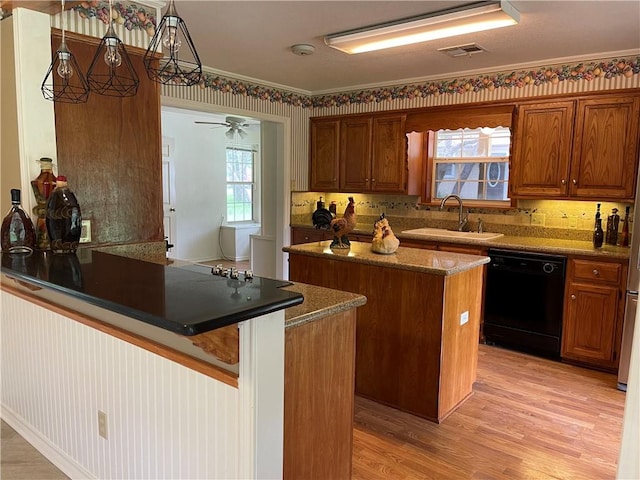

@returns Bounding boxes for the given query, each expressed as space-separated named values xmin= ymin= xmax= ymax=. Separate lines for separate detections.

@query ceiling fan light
xmin=238 ymin=129 xmax=248 ymax=140
xmin=225 ymin=129 xmax=235 ymax=139
xmin=325 ymin=0 xmax=519 ymax=54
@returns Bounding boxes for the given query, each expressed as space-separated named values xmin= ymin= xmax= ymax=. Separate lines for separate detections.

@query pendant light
xmin=143 ymin=0 xmax=202 ymax=86
xmin=41 ymin=0 xmax=89 ymax=104
xmin=86 ymin=0 xmax=139 ymax=97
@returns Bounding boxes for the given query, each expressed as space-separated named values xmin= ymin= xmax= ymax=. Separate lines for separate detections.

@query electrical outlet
xmin=531 ymin=213 xmax=545 ymax=226
xmin=568 ymin=217 xmax=578 ymax=229
xmin=80 ymin=219 xmax=91 ymax=243
xmin=98 ymin=410 xmax=107 ymax=439
xmin=460 ymin=311 xmax=469 ymax=326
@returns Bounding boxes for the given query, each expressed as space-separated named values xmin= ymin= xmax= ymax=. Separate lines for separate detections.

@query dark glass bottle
xmin=605 ymin=208 xmax=620 ymax=245
xmin=593 ymin=218 xmax=604 ymax=248
xmin=1 ymin=189 xmax=36 ymax=254
xmin=620 ymin=206 xmax=631 ymax=247
xmin=46 ymin=176 xmax=82 ymax=254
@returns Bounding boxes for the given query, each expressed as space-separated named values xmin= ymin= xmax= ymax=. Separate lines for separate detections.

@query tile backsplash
xmin=291 ymin=192 xmax=632 ymax=242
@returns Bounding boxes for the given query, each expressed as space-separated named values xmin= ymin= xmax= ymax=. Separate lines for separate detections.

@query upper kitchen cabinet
xmin=310 ymin=119 xmax=340 ymax=191
xmin=509 ymin=101 xmax=575 ymax=197
xmin=310 ymin=113 xmax=411 ymax=193
xmin=570 ymin=95 xmax=640 ymax=199
xmin=510 ymin=92 xmax=640 ymax=200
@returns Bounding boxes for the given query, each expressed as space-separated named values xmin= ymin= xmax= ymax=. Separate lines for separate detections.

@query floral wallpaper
xmin=71 ymin=3 xmax=639 ymax=109
xmin=72 ymin=1 xmax=156 ymax=36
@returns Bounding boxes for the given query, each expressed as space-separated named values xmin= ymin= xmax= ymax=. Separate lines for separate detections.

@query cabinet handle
xmin=561 ymin=179 xmax=566 ymax=185
xmin=571 ymin=294 xmax=576 ymax=300
xmin=304 ymin=236 xmax=310 ymax=241
xmin=372 ymin=178 xmax=376 ymax=182
xmin=592 ymin=269 xmax=600 ymax=276
xmin=572 ymin=179 xmax=577 ymax=185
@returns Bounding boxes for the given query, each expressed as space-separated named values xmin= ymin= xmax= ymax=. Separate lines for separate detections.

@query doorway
xmin=159 ymin=101 xmax=290 ymax=279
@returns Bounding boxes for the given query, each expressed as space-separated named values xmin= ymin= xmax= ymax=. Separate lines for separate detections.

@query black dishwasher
xmin=484 ymin=249 xmax=566 ymax=359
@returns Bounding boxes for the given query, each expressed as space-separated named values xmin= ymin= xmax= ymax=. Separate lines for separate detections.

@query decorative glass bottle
xmin=31 ymin=157 xmax=57 ymax=250
xmin=1 ymin=189 xmax=36 ymax=254
xmin=46 ymin=176 xmax=82 ymax=254
xmin=620 ymin=206 xmax=631 ymax=247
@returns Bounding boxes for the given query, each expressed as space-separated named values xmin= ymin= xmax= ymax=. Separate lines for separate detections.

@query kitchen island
xmin=1 ymin=250 xmax=365 ymax=480
xmin=284 ymin=240 xmax=490 ymax=423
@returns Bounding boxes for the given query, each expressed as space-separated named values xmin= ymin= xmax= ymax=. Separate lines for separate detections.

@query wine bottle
xmin=606 ymin=208 xmax=619 ymax=245
xmin=593 ymin=217 xmax=604 ymax=248
xmin=1 ymin=189 xmax=36 ymax=254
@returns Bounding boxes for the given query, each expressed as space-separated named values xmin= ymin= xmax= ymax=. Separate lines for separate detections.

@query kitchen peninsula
xmin=284 ymin=240 xmax=490 ymax=422
xmin=1 ymin=250 xmax=365 ymax=480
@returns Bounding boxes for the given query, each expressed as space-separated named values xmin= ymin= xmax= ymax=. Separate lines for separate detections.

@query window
xmin=226 ymin=147 xmax=255 ymax=222
xmin=432 ymin=127 xmax=511 ymax=204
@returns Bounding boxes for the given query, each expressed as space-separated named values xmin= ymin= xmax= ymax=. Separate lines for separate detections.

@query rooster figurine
xmin=371 ymin=213 xmax=400 ymax=254
xmin=330 ymin=197 xmax=356 ymax=249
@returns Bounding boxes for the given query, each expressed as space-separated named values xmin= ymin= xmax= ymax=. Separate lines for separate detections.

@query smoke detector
xmin=291 ymin=44 xmax=315 ymax=56
xmin=438 ymin=43 xmax=487 ymax=57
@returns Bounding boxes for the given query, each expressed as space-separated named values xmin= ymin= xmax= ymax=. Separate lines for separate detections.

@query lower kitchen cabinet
xmin=562 ymin=257 xmax=627 ymax=371
xmin=291 ymin=226 xmax=328 ymax=244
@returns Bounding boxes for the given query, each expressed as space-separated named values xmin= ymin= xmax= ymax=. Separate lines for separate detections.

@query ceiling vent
xmin=438 ymin=43 xmax=487 ymax=57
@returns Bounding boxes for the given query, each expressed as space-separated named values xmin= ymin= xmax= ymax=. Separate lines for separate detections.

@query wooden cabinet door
xmin=570 ymin=95 xmax=640 ymax=199
xmin=562 ymin=282 xmax=619 ymax=367
xmin=510 ymin=102 xmax=574 ymax=197
xmin=340 ymin=116 xmax=372 ymax=192
xmin=310 ymin=119 xmax=340 ymax=191
xmin=371 ymin=115 xmax=407 ymax=193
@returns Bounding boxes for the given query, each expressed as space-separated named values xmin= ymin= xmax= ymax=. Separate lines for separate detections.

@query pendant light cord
xmin=60 ymin=0 xmax=66 ymax=44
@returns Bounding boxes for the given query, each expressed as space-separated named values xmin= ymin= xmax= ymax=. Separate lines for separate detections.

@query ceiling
xmin=173 ymin=0 xmax=640 ymax=94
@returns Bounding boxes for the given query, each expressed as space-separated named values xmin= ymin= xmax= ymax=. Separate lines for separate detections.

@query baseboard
xmin=1 ymin=405 xmax=96 ymax=480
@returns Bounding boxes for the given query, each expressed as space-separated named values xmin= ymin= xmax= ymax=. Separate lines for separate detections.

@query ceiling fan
xmin=195 ymin=116 xmax=252 ymax=139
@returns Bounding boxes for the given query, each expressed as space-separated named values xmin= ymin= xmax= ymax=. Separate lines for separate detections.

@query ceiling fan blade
xmin=194 ymin=121 xmax=229 ymax=126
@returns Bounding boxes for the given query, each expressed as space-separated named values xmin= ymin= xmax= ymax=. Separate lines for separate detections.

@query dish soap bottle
xmin=593 ymin=203 xmax=604 ymax=248
xmin=1 ymin=189 xmax=36 ymax=254
xmin=46 ymin=176 xmax=82 ymax=254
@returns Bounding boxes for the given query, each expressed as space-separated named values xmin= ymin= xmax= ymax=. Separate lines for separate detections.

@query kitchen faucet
xmin=439 ymin=194 xmax=470 ymax=232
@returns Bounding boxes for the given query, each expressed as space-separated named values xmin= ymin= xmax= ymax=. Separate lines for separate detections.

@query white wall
xmin=1 ymin=291 xmax=240 ymax=479
xmin=161 ymin=108 xmax=261 ymax=262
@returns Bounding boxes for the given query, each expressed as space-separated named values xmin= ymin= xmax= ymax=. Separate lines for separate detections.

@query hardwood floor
xmin=2 ymin=345 xmax=625 ymax=479
xmin=352 ymin=344 xmax=626 ymax=479
xmin=0 ymin=420 xmax=68 ymax=479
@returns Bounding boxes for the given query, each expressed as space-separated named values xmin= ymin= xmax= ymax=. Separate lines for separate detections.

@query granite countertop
xmin=283 ymin=241 xmax=490 ymax=276
xmin=282 ymin=283 xmax=366 ymax=328
xmin=1 ymin=250 xmax=303 ymax=336
xmin=291 ymin=223 xmax=631 ymax=260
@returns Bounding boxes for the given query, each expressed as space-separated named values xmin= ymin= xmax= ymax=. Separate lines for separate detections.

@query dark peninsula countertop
xmin=1 ymin=250 xmax=303 ymax=335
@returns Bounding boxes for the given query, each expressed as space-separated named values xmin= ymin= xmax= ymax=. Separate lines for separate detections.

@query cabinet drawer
xmin=572 ymin=259 xmax=621 ymax=284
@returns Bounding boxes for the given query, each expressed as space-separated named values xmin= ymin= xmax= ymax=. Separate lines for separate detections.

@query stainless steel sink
xmin=401 ymin=227 xmax=504 ymax=241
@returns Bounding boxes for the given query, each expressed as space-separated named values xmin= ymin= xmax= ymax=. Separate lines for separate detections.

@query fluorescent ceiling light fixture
xmin=324 ymin=0 xmax=519 ymax=54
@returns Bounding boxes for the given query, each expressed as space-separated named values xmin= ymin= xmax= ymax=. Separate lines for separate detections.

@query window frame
xmin=431 ymin=127 xmax=511 ymax=206
xmin=225 ymin=146 xmax=257 ymax=223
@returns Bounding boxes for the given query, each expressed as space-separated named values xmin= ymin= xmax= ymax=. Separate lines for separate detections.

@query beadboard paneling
xmin=1 ymin=290 xmax=239 ymax=479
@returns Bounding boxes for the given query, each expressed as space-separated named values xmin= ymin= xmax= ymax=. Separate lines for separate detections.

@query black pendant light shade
xmin=143 ymin=0 xmax=202 ymax=86
xmin=41 ymin=41 xmax=90 ymax=104
xmin=87 ymin=23 xmax=139 ymax=97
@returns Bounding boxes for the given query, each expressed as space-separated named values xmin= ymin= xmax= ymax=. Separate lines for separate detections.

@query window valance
xmin=405 ymin=104 xmax=515 ymax=133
